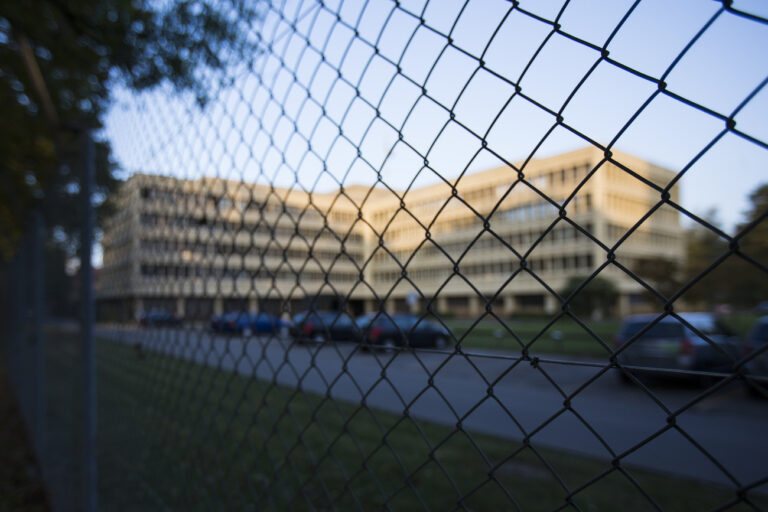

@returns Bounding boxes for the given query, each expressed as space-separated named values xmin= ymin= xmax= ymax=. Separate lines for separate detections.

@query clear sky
xmin=106 ymin=0 xmax=768 ymax=234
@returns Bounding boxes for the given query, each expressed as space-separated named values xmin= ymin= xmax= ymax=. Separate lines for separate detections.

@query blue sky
xmin=106 ymin=0 xmax=768 ymax=233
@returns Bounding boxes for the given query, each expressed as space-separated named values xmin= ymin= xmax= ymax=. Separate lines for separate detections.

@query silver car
xmin=615 ymin=313 xmax=741 ymax=381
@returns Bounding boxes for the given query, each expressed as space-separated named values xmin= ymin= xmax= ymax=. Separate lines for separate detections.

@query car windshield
xmin=681 ymin=315 xmax=733 ymax=336
xmin=319 ymin=312 xmax=352 ymax=326
xmin=621 ymin=320 xmax=684 ymax=339
xmin=372 ymin=315 xmax=419 ymax=331
xmin=355 ymin=313 xmax=377 ymax=327
xmin=393 ymin=315 xmax=420 ymax=329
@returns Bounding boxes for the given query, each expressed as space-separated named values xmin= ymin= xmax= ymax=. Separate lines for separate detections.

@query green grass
xmin=41 ymin=333 xmax=765 ymax=511
xmin=445 ymin=316 xmax=620 ymax=357
xmin=446 ymin=312 xmax=765 ymax=358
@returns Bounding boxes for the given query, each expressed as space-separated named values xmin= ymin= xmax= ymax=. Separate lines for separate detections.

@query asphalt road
xmin=97 ymin=326 xmax=768 ymax=490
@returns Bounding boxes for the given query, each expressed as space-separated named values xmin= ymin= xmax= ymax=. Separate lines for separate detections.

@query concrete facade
xmin=98 ymin=147 xmax=684 ymax=320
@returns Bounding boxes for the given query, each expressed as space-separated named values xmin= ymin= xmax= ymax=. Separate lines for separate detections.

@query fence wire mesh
xmin=3 ymin=0 xmax=768 ymax=510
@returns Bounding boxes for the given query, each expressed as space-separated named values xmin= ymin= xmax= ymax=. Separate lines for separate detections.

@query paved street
xmin=98 ymin=326 xmax=768 ymax=490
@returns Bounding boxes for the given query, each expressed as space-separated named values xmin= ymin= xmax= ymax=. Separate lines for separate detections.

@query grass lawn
xmin=444 ymin=316 xmax=621 ymax=357
xmin=37 ymin=332 xmax=765 ymax=511
xmin=445 ymin=312 xmax=764 ymax=358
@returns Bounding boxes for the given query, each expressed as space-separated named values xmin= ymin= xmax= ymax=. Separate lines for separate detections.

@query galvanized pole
xmin=18 ymin=233 xmax=30 ymax=422
xmin=80 ymin=130 xmax=97 ymax=512
xmin=31 ymin=210 xmax=46 ymax=462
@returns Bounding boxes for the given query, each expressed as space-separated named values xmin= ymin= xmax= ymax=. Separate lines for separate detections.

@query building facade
xmin=98 ymin=147 xmax=684 ymax=321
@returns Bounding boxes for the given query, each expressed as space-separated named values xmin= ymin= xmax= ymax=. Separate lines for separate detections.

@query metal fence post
xmin=31 ymin=210 xmax=46 ymax=465
xmin=17 ymin=233 xmax=30 ymax=423
xmin=80 ymin=130 xmax=97 ymax=512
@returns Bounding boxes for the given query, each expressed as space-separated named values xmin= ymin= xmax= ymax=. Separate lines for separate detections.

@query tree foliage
xmin=0 ymin=0 xmax=262 ymax=260
xmin=681 ymin=192 xmax=768 ymax=310
xmin=560 ymin=276 xmax=618 ymax=319
xmin=729 ymin=184 xmax=768 ymax=307
xmin=633 ymin=257 xmax=682 ymax=304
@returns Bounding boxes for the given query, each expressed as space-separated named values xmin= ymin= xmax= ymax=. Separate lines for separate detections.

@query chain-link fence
xmin=2 ymin=0 xmax=768 ymax=510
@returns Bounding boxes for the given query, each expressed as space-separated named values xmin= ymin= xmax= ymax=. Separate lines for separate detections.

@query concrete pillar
xmin=364 ymin=299 xmax=376 ymax=314
xmin=176 ymin=297 xmax=185 ymax=318
xmin=436 ymin=296 xmax=449 ymax=316
xmin=544 ymin=294 xmax=558 ymax=314
xmin=503 ymin=295 xmax=516 ymax=316
xmin=468 ymin=295 xmax=482 ymax=317
xmin=248 ymin=297 xmax=258 ymax=312
xmin=214 ymin=297 xmax=224 ymax=315
xmin=617 ymin=293 xmax=631 ymax=317
xmin=134 ymin=297 xmax=144 ymax=321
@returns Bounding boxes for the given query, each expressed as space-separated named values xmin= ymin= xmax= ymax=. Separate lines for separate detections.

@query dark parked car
xmin=213 ymin=312 xmax=290 ymax=336
xmin=210 ymin=313 xmax=226 ymax=331
xmin=355 ymin=312 xmax=379 ymax=330
xmin=744 ymin=316 xmax=768 ymax=394
xmin=139 ymin=309 xmax=181 ymax=327
xmin=291 ymin=311 xmax=357 ymax=343
xmin=363 ymin=314 xmax=450 ymax=351
xmin=614 ymin=313 xmax=741 ymax=383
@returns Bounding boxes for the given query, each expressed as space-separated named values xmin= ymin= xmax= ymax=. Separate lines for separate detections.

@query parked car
xmin=355 ymin=312 xmax=380 ymax=330
xmin=363 ymin=314 xmax=450 ymax=351
xmin=744 ymin=316 xmax=768 ymax=394
xmin=614 ymin=313 xmax=741 ymax=383
xmin=215 ymin=312 xmax=290 ymax=336
xmin=209 ymin=313 xmax=225 ymax=331
xmin=139 ymin=309 xmax=181 ymax=327
xmin=291 ymin=311 xmax=357 ymax=343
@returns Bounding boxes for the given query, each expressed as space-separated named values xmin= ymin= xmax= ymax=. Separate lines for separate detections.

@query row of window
xmin=375 ymin=224 xmax=595 ymax=262
xmin=369 ymin=164 xmax=592 ymax=225
xmin=606 ymin=224 xmax=680 ymax=247
xmin=138 ymin=214 xmax=364 ymax=243
xmin=498 ymin=195 xmax=591 ymax=223
xmin=139 ymin=239 xmax=363 ymax=261
xmin=373 ymin=253 xmax=595 ymax=282
xmin=140 ymin=187 xmax=358 ymax=225
xmin=139 ymin=264 xmax=359 ymax=282
xmin=381 ymin=197 xmax=592 ymax=243
xmin=524 ymin=164 xmax=592 ymax=190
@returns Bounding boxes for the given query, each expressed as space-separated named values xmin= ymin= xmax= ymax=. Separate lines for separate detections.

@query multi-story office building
xmin=98 ymin=147 xmax=684 ymax=320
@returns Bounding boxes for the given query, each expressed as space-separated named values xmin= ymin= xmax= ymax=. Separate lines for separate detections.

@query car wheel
xmin=380 ymin=338 xmax=397 ymax=353
xmin=434 ymin=336 xmax=448 ymax=350
xmin=242 ymin=327 xmax=253 ymax=337
xmin=698 ymin=372 xmax=720 ymax=389
xmin=746 ymin=379 xmax=768 ymax=399
xmin=618 ymin=369 xmax=634 ymax=386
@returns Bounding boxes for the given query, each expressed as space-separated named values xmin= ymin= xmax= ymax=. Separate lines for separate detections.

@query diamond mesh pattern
xmin=8 ymin=0 xmax=768 ymax=510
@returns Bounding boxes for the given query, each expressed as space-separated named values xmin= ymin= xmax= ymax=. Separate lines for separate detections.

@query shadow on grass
xmin=43 ymin=331 xmax=767 ymax=511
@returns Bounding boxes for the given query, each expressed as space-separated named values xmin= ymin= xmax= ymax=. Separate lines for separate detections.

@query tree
xmin=680 ymin=210 xmax=730 ymax=308
xmin=0 ymin=0 xmax=263 ymax=260
xmin=728 ymin=184 xmax=768 ymax=308
xmin=680 ymin=192 xmax=768 ymax=310
xmin=632 ymin=257 xmax=682 ymax=305
xmin=560 ymin=276 xmax=618 ymax=319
